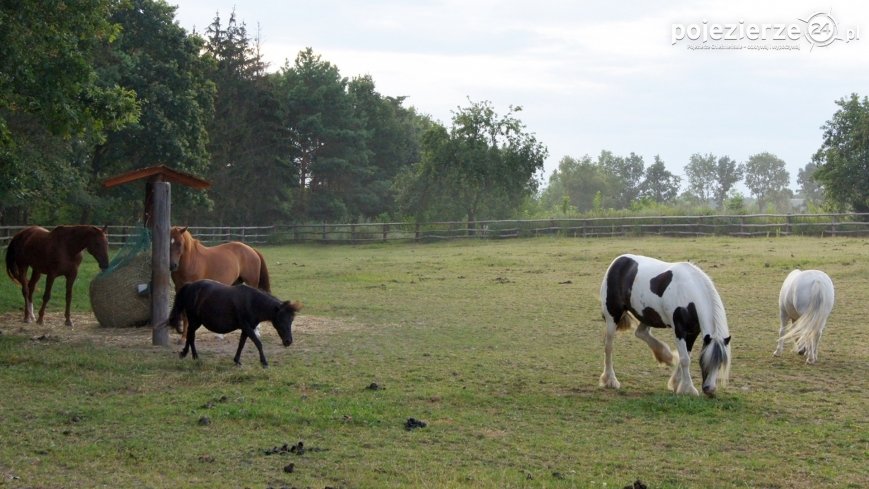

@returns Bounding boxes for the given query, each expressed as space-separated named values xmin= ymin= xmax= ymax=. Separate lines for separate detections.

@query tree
xmin=347 ymin=75 xmax=423 ymax=219
xmin=712 ymin=156 xmax=744 ymax=209
xmin=0 ymin=0 xmax=138 ymax=224
xmin=87 ymin=0 xmax=215 ymax=224
xmin=202 ymin=11 xmax=292 ymax=225
xmin=640 ymin=155 xmax=681 ymax=204
xmin=797 ymin=162 xmax=824 ymax=204
xmin=813 ymin=94 xmax=869 ymax=213
xmin=744 ymin=152 xmax=790 ymax=212
xmin=0 ymin=0 xmax=137 ymax=142
xmin=540 ymin=155 xmax=611 ymax=213
xmin=598 ymin=151 xmax=645 ymax=209
xmin=396 ymin=100 xmax=547 ymax=223
xmin=276 ymin=48 xmax=370 ymax=221
xmin=683 ymin=153 xmax=743 ymax=209
xmin=684 ymin=153 xmax=716 ymax=204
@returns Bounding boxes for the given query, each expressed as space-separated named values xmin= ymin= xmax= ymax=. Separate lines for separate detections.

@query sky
xmin=171 ymin=0 xmax=869 ymax=193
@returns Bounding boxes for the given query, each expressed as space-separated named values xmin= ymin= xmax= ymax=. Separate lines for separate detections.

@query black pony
xmin=169 ymin=279 xmax=301 ymax=367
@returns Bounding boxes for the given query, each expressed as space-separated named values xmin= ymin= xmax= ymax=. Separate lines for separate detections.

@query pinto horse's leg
xmin=635 ymin=324 xmax=676 ymax=366
xmin=672 ymin=338 xmax=699 ymax=396
xmin=63 ymin=273 xmax=76 ymax=327
xmin=773 ymin=309 xmax=789 ymax=357
xmin=599 ymin=315 xmax=621 ymax=389
xmin=233 ymin=332 xmax=248 ymax=366
xmin=36 ymin=274 xmax=57 ymax=325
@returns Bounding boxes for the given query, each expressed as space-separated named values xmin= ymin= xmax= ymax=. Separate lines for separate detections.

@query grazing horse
xmin=773 ymin=269 xmax=834 ymax=364
xmin=168 ymin=280 xmax=301 ymax=367
xmin=5 ymin=225 xmax=110 ymax=327
xmin=169 ymin=226 xmax=271 ymax=337
xmin=599 ymin=254 xmax=731 ymax=397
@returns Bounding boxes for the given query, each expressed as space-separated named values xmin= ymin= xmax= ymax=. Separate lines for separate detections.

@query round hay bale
xmin=89 ymin=253 xmax=174 ymax=328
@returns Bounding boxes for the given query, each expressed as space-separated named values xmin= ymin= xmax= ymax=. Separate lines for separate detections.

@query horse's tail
xmin=255 ymin=249 xmax=271 ymax=293
xmin=168 ymin=283 xmax=194 ymax=333
xmin=781 ymin=279 xmax=832 ymax=355
xmin=5 ymin=234 xmax=22 ymax=284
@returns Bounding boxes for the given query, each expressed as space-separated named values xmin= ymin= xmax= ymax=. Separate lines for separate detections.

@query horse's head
xmin=700 ymin=334 xmax=731 ymax=397
xmin=273 ymin=300 xmax=302 ymax=347
xmin=169 ymin=226 xmax=189 ymax=272
xmin=87 ymin=225 xmax=111 ymax=270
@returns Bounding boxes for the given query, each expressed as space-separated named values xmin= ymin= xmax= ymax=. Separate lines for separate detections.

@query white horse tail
xmin=781 ymin=279 xmax=832 ymax=355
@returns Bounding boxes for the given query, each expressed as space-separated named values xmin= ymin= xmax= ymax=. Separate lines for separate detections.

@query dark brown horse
xmin=169 ymin=226 xmax=271 ymax=336
xmin=5 ymin=225 xmax=110 ymax=326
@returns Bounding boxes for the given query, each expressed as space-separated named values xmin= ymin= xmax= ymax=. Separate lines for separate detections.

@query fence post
xmin=415 ymin=222 xmax=421 ymax=241
xmin=831 ymin=215 xmax=837 ymax=237
xmin=382 ymin=223 xmax=389 ymax=242
xmin=322 ymin=222 xmax=327 ymax=242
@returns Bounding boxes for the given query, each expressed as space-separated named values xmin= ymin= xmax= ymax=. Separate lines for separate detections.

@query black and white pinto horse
xmin=773 ymin=269 xmax=834 ymax=364
xmin=169 ymin=279 xmax=301 ymax=368
xmin=599 ymin=254 xmax=731 ymax=397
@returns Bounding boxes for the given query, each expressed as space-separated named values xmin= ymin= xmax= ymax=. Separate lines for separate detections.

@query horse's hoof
xmin=599 ymin=374 xmax=620 ymax=389
xmin=261 ymin=363 xmax=269 ymax=369
xmin=772 ymin=350 xmax=781 ymax=357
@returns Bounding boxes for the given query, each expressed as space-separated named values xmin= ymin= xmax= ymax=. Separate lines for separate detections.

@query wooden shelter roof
xmin=102 ymin=165 xmax=210 ymax=189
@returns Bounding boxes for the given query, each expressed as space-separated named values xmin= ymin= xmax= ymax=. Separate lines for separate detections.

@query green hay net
xmin=89 ymin=227 xmax=174 ymax=328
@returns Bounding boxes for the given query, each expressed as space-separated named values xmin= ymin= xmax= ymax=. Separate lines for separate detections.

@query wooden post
xmin=151 ymin=182 xmax=171 ymax=346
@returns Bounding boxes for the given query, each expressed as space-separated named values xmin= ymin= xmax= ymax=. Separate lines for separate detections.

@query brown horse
xmin=169 ymin=226 xmax=271 ymax=336
xmin=5 ymin=225 xmax=110 ymax=326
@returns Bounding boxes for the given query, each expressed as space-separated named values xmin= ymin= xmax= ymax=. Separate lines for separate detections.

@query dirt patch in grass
xmin=0 ymin=311 xmax=357 ymax=355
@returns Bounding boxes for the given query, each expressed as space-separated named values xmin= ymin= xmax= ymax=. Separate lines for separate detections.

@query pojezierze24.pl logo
xmin=671 ymin=10 xmax=860 ymax=51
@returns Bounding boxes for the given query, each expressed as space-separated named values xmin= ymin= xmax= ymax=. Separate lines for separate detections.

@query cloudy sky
xmin=172 ymin=1 xmax=869 ymax=192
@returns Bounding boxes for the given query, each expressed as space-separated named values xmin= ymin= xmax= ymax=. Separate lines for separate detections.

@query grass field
xmin=1 ymin=236 xmax=867 ymax=488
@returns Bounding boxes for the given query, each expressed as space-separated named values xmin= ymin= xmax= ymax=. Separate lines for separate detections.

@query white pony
xmin=773 ymin=269 xmax=834 ymax=364
xmin=599 ymin=254 xmax=731 ymax=397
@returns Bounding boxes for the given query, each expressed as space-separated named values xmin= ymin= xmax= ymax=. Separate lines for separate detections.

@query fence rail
xmin=1 ymin=214 xmax=868 ymax=246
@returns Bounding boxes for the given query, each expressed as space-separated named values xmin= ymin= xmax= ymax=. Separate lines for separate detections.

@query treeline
xmin=0 ymin=1 xmax=547 ymax=227
xmin=1 ymin=1 xmax=867 ymax=227
xmin=538 ymin=151 xmax=818 ymax=216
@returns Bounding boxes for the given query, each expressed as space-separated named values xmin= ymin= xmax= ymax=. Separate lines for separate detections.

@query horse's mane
xmin=177 ymin=228 xmax=199 ymax=253
xmin=685 ymin=261 xmax=729 ymax=339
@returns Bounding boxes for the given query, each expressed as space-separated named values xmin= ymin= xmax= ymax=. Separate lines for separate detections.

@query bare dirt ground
xmin=0 ymin=311 xmax=356 ymax=356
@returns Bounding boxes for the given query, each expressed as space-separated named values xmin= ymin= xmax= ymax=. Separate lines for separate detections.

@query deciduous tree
xmin=744 ymin=152 xmax=790 ymax=212
xmin=640 ymin=155 xmax=681 ymax=204
xmin=396 ymin=100 xmax=547 ymax=224
xmin=813 ymin=94 xmax=869 ymax=213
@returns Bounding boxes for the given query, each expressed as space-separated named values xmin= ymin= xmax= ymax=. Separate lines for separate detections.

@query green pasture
xmin=1 ymin=237 xmax=867 ymax=488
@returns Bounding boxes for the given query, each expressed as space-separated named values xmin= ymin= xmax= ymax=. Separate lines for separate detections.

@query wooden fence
xmin=1 ymin=214 xmax=868 ymax=247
